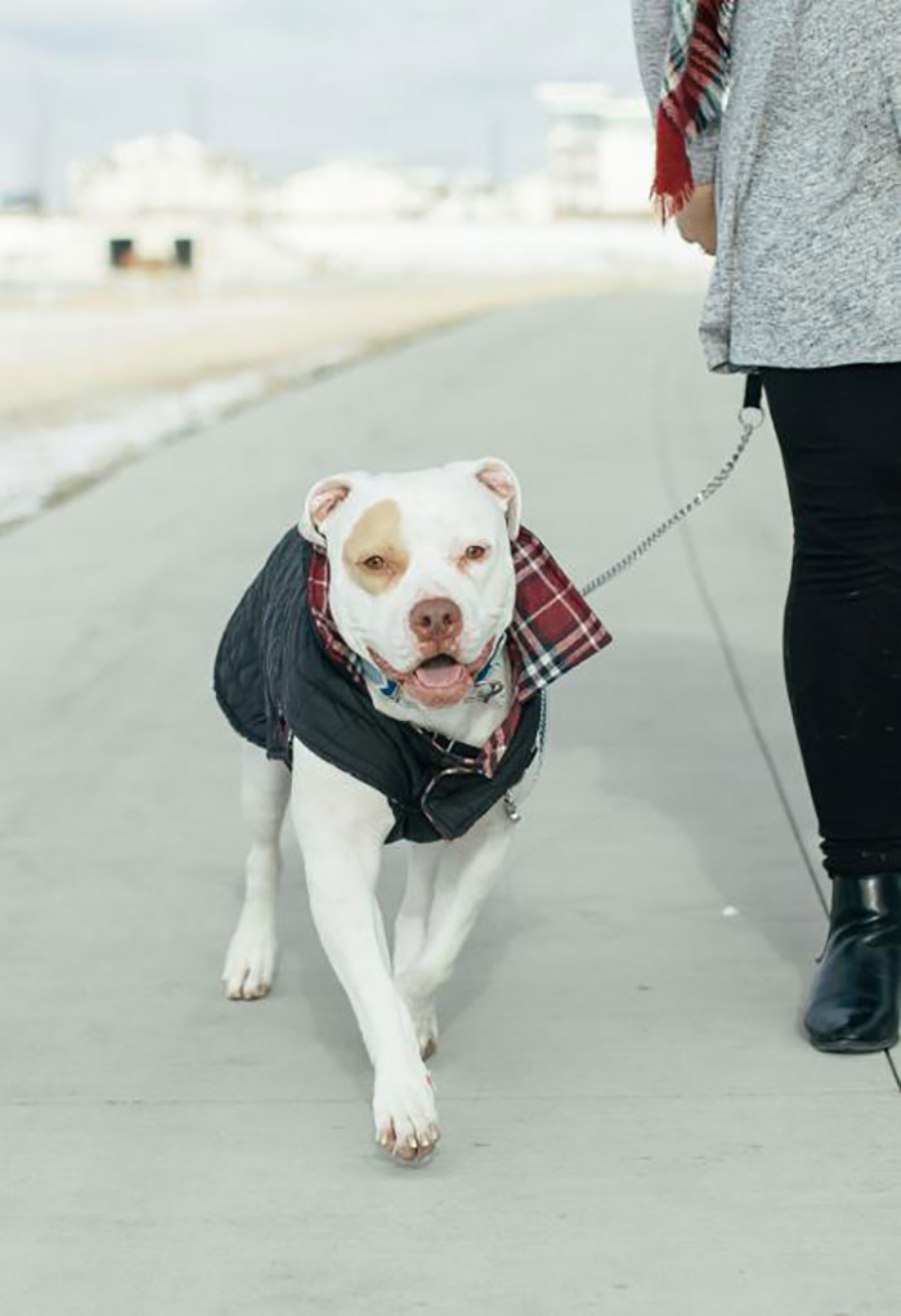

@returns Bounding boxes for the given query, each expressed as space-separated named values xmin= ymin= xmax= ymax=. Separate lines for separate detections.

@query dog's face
xmin=300 ymin=459 xmax=520 ymax=710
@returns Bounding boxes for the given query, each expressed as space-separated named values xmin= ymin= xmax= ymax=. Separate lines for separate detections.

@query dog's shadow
xmin=279 ymin=629 xmax=825 ymax=1082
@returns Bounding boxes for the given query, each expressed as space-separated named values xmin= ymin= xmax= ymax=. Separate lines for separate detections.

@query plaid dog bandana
xmin=654 ymin=0 xmax=735 ymax=218
xmin=307 ymin=525 xmax=611 ymax=777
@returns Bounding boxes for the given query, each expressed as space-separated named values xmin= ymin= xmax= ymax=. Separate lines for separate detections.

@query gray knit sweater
xmin=632 ymin=0 xmax=901 ymax=373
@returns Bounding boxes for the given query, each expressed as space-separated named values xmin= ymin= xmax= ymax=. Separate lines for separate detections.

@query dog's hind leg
xmin=393 ymin=843 xmax=444 ymax=977
xmin=395 ymin=806 xmax=511 ymax=1049
xmin=223 ymin=742 xmax=290 ymax=1000
xmin=393 ymin=844 xmax=444 ymax=1058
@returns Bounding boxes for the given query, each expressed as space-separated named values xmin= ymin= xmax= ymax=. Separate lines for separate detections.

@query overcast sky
xmin=0 ymin=0 xmax=645 ymax=204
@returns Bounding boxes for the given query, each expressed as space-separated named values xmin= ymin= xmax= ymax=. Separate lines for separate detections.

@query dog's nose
xmin=410 ymin=597 xmax=462 ymax=643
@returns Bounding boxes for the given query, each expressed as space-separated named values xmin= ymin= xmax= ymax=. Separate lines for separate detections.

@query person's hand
xmin=676 ymin=183 xmax=717 ymax=255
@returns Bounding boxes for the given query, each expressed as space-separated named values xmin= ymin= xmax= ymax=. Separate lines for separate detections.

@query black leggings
xmin=762 ymin=364 xmax=901 ymax=878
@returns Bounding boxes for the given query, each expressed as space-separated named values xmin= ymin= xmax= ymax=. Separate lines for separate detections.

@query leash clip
xmin=468 ymin=679 xmax=505 ymax=704
xmin=503 ymin=791 xmax=522 ymax=824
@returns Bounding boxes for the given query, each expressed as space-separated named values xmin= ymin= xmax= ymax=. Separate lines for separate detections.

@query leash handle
xmin=742 ymin=371 xmax=763 ymax=412
xmin=579 ymin=373 xmax=765 ymax=598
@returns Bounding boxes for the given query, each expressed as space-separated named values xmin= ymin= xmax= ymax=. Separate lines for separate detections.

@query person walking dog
xmin=632 ymin=0 xmax=901 ymax=1052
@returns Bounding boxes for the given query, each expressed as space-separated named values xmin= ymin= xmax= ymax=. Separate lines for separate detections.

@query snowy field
xmin=257 ymin=216 xmax=704 ymax=280
xmin=0 ymin=220 xmax=709 ymax=526
xmin=0 ymin=347 xmax=358 ymax=526
xmin=0 ymin=213 xmax=705 ymax=289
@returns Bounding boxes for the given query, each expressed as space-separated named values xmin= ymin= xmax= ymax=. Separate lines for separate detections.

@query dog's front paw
xmin=373 ymin=1061 xmax=440 ymax=1165
xmin=223 ymin=910 xmax=277 ymax=1000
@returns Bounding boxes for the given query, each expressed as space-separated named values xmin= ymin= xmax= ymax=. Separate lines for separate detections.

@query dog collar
xmin=466 ymin=634 xmax=507 ymax=703
xmin=357 ymin=654 xmax=401 ymax=701
xmin=472 ymin=634 xmax=505 ymax=684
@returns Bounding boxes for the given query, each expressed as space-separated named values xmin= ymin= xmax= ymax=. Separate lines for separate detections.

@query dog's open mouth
xmin=405 ymin=653 xmax=472 ymax=706
xmin=368 ymin=637 xmax=497 ymax=708
xmin=413 ymin=654 xmax=465 ymax=688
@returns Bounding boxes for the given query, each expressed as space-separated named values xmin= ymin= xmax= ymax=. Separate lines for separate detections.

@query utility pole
xmin=186 ymin=77 xmax=207 ymax=143
xmin=488 ymin=112 xmax=506 ymax=187
xmin=31 ymin=75 xmax=54 ymax=213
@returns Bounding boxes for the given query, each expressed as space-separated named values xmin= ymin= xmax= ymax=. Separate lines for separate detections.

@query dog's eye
xmin=362 ymin=554 xmax=387 ymax=572
xmin=464 ymin=544 xmax=488 ymax=562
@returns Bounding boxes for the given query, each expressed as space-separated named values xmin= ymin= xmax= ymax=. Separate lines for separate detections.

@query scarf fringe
xmin=652 ymin=0 xmax=733 ymax=222
xmin=651 ymin=103 xmax=696 ymax=221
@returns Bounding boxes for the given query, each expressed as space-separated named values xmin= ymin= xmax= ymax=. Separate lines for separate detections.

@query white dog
xmin=214 ymin=458 xmax=609 ymax=1163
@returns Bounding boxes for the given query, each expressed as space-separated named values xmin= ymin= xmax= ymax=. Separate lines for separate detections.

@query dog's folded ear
xmin=299 ymin=472 xmax=361 ymax=547
xmin=451 ymin=457 xmax=522 ymax=539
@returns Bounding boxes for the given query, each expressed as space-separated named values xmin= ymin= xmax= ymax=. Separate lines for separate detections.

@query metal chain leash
xmin=504 ymin=376 xmax=766 ymax=823
xmin=579 ymin=389 xmax=766 ymax=599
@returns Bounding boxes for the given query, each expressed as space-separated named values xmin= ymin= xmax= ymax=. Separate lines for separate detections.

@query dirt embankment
xmin=0 ymin=275 xmax=613 ymax=429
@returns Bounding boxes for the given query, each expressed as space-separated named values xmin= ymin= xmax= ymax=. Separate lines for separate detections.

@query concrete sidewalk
xmin=1 ymin=292 xmax=897 ymax=1315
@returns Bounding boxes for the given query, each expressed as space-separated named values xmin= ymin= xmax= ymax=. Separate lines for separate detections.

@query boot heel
xmin=804 ymin=874 xmax=901 ymax=1053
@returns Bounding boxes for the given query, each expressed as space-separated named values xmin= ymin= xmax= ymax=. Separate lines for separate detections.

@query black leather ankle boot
xmin=804 ymin=874 xmax=901 ymax=1053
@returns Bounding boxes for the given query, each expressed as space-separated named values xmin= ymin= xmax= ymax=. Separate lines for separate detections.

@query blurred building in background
xmin=68 ymin=133 xmax=254 ymax=274
xmin=0 ymin=88 xmax=658 ymax=290
xmin=69 ymin=133 xmax=253 ymax=219
xmin=261 ymin=162 xmax=429 ymax=222
xmin=536 ymin=83 xmax=652 ymax=217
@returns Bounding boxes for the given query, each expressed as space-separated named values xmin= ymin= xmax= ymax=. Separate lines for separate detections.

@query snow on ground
xmin=258 ymin=217 xmax=705 ymax=282
xmin=0 ymin=215 xmax=706 ymax=291
xmin=0 ymin=346 xmax=358 ymax=526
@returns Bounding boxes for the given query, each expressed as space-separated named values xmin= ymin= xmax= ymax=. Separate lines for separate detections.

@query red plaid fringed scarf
xmin=307 ymin=526 xmax=611 ymax=777
xmin=654 ymin=0 xmax=735 ymax=219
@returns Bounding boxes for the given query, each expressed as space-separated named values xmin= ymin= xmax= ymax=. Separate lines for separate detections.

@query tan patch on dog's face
xmin=342 ymin=498 xmax=410 ymax=595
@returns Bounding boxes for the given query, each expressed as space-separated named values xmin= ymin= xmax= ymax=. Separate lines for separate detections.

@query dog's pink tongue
xmin=414 ymin=661 xmax=466 ymax=690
